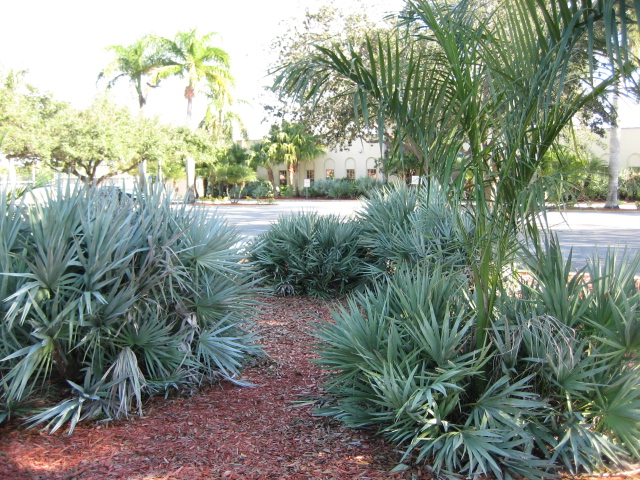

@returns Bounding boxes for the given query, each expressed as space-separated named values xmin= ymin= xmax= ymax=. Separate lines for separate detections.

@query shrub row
xmin=249 ymin=182 xmax=469 ymax=297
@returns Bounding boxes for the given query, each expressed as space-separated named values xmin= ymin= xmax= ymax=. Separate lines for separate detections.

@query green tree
xmin=276 ymin=0 xmax=634 ymax=335
xmin=266 ymin=0 xmax=391 ymax=150
xmin=131 ymin=115 xmax=178 ymax=183
xmin=48 ymin=95 xmax=140 ymax=185
xmin=153 ymin=29 xmax=234 ymax=125
xmin=214 ymin=143 xmax=256 ymax=198
xmin=200 ymin=86 xmax=247 ymax=142
xmin=273 ymin=1 xmax=640 ymax=475
xmin=249 ymin=141 xmax=278 ymax=194
xmin=0 ymin=70 xmax=67 ymax=163
xmin=170 ymin=126 xmax=219 ymax=196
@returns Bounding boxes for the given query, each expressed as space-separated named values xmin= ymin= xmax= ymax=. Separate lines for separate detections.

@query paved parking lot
xmin=201 ymin=200 xmax=640 ymax=271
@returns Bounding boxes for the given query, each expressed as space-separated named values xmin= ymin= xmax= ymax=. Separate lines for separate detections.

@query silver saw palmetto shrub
xmin=315 ymin=238 xmax=640 ymax=478
xmin=248 ymin=211 xmax=370 ymax=298
xmin=356 ymin=182 xmax=474 ymax=277
xmin=0 ymin=183 xmax=263 ymax=433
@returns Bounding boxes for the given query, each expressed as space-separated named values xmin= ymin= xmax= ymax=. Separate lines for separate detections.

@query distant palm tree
xmin=153 ymin=29 xmax=234 ymax=125
xmin=99 ymin=35 xmax=163 ymax=109
xmin=263 ymin=121 xmax=324 ymax=195
xmin=200 ymin=88 xmax=247 ymax=142
xmin=250 ymin=141 xmax=277 ymax=194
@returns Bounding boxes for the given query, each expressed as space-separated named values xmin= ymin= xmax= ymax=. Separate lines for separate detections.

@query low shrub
xmin=0 ymin=183 xmax=263 ymax=433
xmin=248 ymin=212 xmax=370 ymax=297
xmin=315 ymin=236 xmax=640 ymax=478
xmin=357 ymin=182 xmax=473 ymax=275
xmin=242 ymin=180 xmax=273 ymax=199
xmin=327 ymin=179 xmax=356 ymax=199
xmin=307 ymin=179 xmax=332 ymax=197
xmin=307 ymin=178 xmax=383 ymax=199
xmin=353 ymin=176 xmax=383 ymax=198
xmin=619 ymin=167 xmax=640 ymax=200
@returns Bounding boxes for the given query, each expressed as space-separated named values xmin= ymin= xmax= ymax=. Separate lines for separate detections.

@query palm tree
xmin=199 ymin=82 xmax=248 ymax=142
xmin=274 ymin=1 xmax=640 ymax=474
xmin=214 ymin=143 xmax=256 ymax=198
xmin=263 ymin=121 xmax=324 ymax=195
xmin=275 ymin=0 xmax=633 ymax=339
xmin=99 ymin=35 xmax=167 ymax=187
xmin=287 ymin=122 xmax=325 ymax=195
xmin=99 ymin=35 xmax=163 ymax=109
xmin=249 ymin=141 xmax=277 ymax=194
xmin=153 ymin=29 xmax=234 ymax=126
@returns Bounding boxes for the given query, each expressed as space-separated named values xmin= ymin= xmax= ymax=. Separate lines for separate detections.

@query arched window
xmin=345 ymin=158 xmax=356 ymax=180
xmin=366 ymin=158 xmax=377 ymax=178
xmin=325 ymin=159 xmax=335 ymax=179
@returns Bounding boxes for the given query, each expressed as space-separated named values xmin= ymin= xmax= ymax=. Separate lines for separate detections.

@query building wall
xmin=589 ymin=127 xmax=640 ymax=169
xmin=256 ymin=141 xmax=385 ymax=189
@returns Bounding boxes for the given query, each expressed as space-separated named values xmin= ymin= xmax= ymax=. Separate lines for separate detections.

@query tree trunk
xmin=185 ymin=156 xmax=196 ymax=202
xmin=605 ymin=87 xmax=621 ymax=209
xmin=185 ymin=84 xmax=195 ymax=126
xmin=266 ymin=168 xmax=276 ymax=195
xmin=288 ymin=163 xmax=295 ymax=194
xmin=139 ymin=160 xmax=147 ymax=190
xmin=292 ymin=162 xmax=299 ymax=196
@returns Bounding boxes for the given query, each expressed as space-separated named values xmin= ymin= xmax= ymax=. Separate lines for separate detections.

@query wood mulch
xmin=0 ymin=296 xmax=429 ymax=480
xmin=2 ymin=295 xmax=638 ymax=480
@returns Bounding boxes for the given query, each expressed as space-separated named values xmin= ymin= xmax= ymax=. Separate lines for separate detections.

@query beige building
xmin=590 ymin=127 xmax=640 ymax=169
xmin=255 ymin=140 xmax=385 ymax=189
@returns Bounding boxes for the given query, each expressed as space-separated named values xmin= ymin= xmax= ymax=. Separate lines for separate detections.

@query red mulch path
xmin=0 ymin=296 xmax=430 ymax=480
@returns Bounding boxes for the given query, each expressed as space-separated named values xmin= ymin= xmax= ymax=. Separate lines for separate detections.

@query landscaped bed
xmin=2 ymin=295 xmax=639 ymax=480
xmin=0 ymin=296 xmax=426 ymax=480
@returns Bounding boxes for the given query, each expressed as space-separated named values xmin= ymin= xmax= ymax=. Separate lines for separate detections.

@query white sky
xmin=0 ymin=0 xmax=404 ymax=139
xmin=1 ymin=0 xmax=638 ymax=139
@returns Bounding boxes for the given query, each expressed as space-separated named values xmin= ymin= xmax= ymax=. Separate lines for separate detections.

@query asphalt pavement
xmin=199 ymin=199 xmax=640 ymax=271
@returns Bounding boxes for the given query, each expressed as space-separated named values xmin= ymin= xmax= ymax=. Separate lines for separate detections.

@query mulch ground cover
xmin=2 ymin=295 xmax=638 ymax=480
xmin=0 ymin=296 xmax=428 ymax=480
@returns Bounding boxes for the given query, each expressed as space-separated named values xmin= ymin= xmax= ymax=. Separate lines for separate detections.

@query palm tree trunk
xmin=605 ymin=86 xmax=621 ymax=209
xmin=288 ymin=163 xmax=295 ymax=193
xmin=185 ymin=84 xmax=195 ymax=126
xmin=139 ymin=161 xmax=147 ymax=189
xmin=186 ymin=98 xmax=193 ymax=125
xmin=266 ymin=168 xmax=276 ymax=195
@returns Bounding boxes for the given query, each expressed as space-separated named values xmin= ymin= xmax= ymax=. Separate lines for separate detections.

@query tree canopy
xmin=273 ymin=0 xmax=638 ymax=365
xmin=260 ymin=121 xmax=325 ymax=194
xmin=266 ymin=0 xmax=395 ymax=150
xmin=0 ymin=71 xmax=222 ymax=185
xmin=98 ymin=35 xmax=166 ymax=109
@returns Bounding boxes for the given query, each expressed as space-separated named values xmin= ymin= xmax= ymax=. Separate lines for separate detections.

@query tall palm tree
xmin=153 ymin=29 xmax=234 ymax=126
xmin=99 ymin=35 xmax=167 ymax=188
xmin=275 ymin=0 xmax=634 ymax=339
xmin=99 ymin=35 xmax=162 ymax=109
